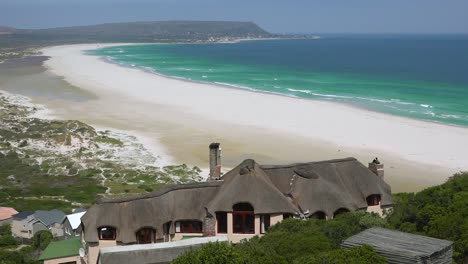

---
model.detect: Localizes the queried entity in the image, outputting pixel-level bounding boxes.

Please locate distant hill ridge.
[0,26,15,35]
[0,21,274,47]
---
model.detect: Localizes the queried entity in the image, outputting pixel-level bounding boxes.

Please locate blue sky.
[1,0,467,33]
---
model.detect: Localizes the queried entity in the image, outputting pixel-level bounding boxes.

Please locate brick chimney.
[208,143,221,180]
[203,217,216,237]
[368,157,384,178]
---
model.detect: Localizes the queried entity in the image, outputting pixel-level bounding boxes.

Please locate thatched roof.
[207,159,299,214]
[82,157,392,244]
[82,182,222,243]
[261,158,392,217]
[341,227,453,264]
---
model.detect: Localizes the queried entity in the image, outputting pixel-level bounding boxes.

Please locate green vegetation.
[1,91,467,262]
[0,151,105,213]
[0,226,53,264]
[96,136,123,146]
[297,245,386,264]
[387,172,468,263]
[0,21,275,61]
[0,225,18,248]
[1,21,271,47]
[173,212,387,264]
[30,231,53,251]
[0,92,202,212]
[173,172,468,264]
[172,242,241,264]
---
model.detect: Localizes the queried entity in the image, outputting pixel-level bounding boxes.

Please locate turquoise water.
[90,36,468,126]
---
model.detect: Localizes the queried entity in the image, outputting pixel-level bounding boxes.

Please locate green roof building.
[38,237,82,264]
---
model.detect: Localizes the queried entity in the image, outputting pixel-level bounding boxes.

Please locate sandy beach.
[6,43,461,192]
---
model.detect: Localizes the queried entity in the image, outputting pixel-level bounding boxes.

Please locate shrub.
[172,242,241,264]
[295,245,386,264]
[31,231,53,251]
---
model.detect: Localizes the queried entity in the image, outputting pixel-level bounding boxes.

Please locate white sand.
[40,44,468,190]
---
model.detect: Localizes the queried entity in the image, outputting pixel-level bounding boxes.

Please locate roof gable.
[82,182,221,243]
[261,157,392,217]
[34,209,66,226]
[208,159,299,214]
[66,211,86,230]
[12,211,34,220]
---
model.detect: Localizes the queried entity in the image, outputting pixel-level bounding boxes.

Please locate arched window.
[98,226,116,240]
[136,228,156,244]
[233,203,255,234]
[309,211,326,220]
[333,208,349,218]
[175,220,203,233]
[366,194,381,206]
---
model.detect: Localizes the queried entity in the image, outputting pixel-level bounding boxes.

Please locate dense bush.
[0,250,39,264]
[294,245,386,264]
[172,212,387,264]
[0,225,18,248]
[319,211,388,247]
[236,237,285,264]
[173,171,468,264]
[257,218,333,261]
[30,231,53,251]
[172,242,241,264]
[387,172,468,263]
[0,225,38,264]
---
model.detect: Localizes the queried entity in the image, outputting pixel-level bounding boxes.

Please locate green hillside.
[0,21,273,48]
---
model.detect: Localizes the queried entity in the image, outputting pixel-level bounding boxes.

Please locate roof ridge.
[260,157,357,169]
[98,181,222,204]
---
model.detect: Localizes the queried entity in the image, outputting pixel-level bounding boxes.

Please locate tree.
[171,212,390,264]
[236,237,287,264]
[0,225,18,248]
[387,172,468,264]
[0,225,12,237]
[30,231,53,251]
[0,248,39,264]
[257,218,333,260]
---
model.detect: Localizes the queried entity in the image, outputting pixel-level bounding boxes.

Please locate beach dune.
[40,44,468,192]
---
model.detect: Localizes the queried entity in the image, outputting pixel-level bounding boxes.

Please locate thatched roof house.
[83,181,222,244]
[80,147,392,264]
[262,158,392,217]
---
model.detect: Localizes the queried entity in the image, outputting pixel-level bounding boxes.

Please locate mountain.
[0,21,274,48]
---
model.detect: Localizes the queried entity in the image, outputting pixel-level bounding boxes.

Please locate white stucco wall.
[43,255,83,264]
[88,240,117,264]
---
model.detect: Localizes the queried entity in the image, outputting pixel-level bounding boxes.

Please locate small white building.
[63,211,86,239]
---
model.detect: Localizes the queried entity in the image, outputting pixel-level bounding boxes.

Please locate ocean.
[89,35,468,127]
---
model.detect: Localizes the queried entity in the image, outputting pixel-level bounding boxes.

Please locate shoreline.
[26,43,468,192]
[94,44,468,131]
